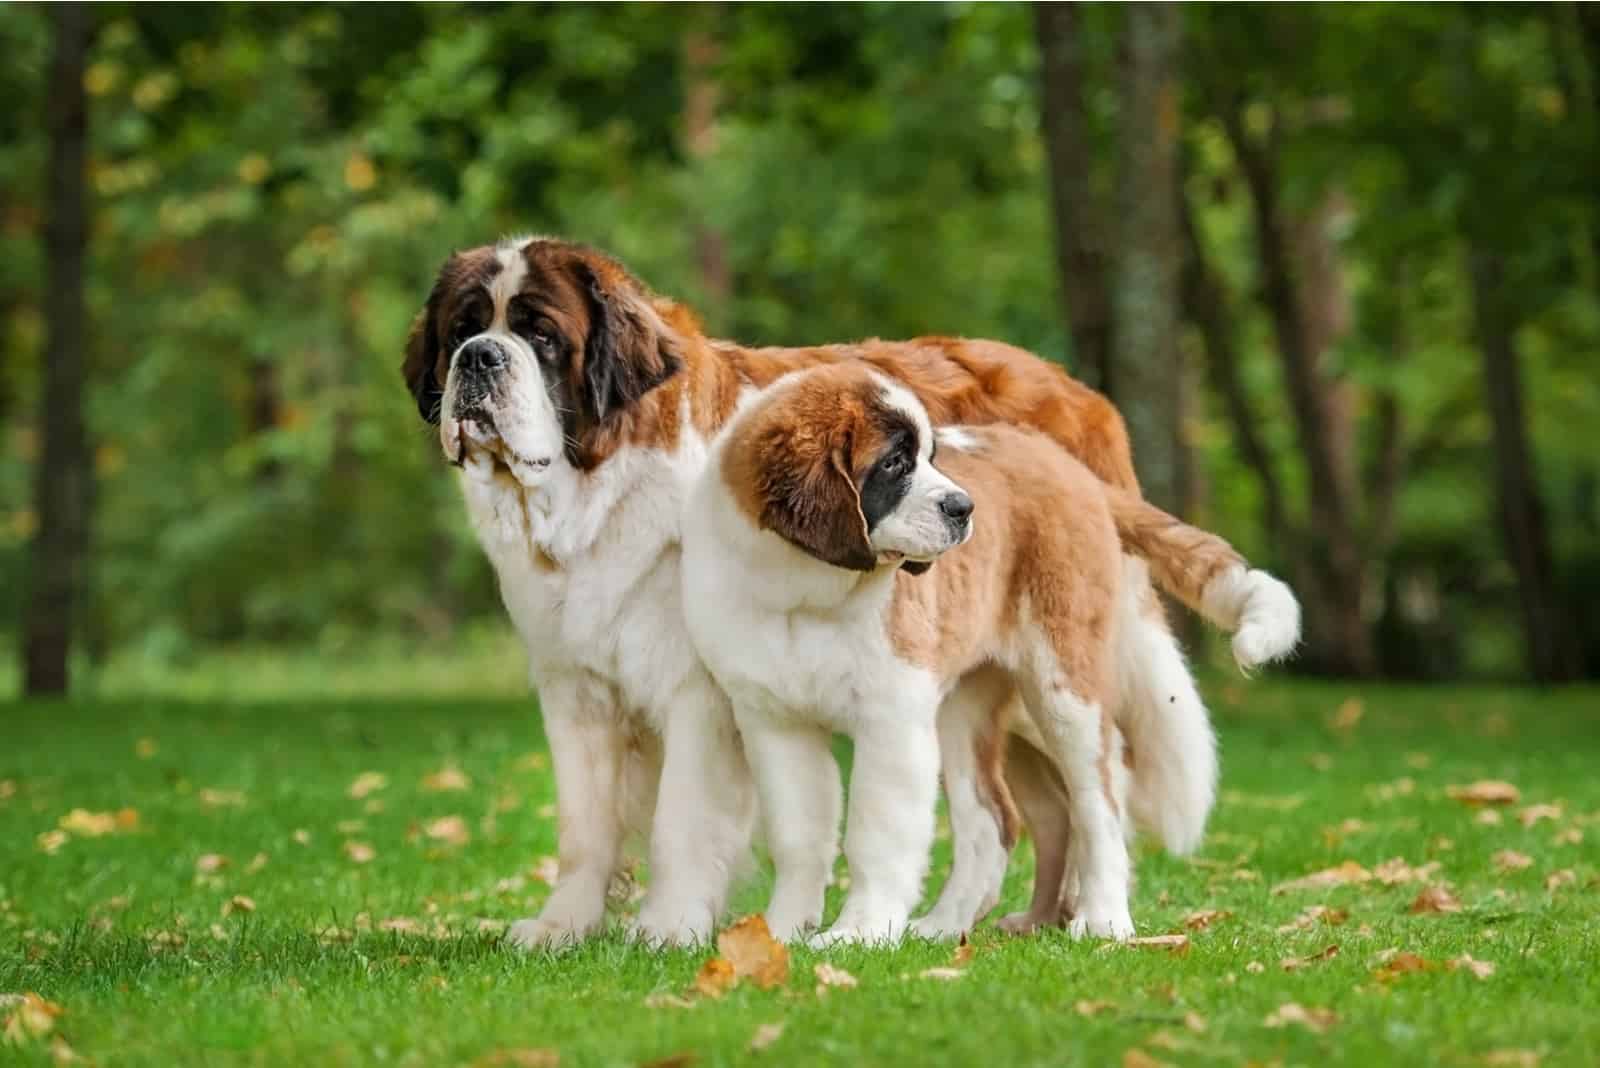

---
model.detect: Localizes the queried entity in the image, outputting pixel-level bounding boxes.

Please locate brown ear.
[401,282,445,424]
[578,263,682,426]
[762,441,876,572]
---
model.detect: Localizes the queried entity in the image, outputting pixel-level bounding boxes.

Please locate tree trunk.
[1034,2,1114,392]
[22,2,92,696]
[1111,2,1184,513]
[1468,246,1580,683]
[683,19,731,316]
[1222,103,1374,675]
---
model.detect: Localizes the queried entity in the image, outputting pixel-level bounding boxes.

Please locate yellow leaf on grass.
[422,766,472,793]
[344,842,376,864]
[1374,950,1432,982]
[1075,999,1116,1016]
[59,808,136,837]
[1493,850,1533,873]
[199,788,246,808]
[1329,698,1364,732]
[1374,857,1442,886]
[424,816,471,847]
[1545,869,1576,892]
[1272,861,1371,895]
[717,915,789,989]
[1124,934,1190,953]
[1181,909,1231,931]
[1482,1050,1541,1067]
[643,992,696,1010]
[1448,781,1521,806]
[222,895,255,916]
[473,1050,560,1068]
[1263,1002,1337,1033]
[1553,827,1583,846]
[1277,905,1349,932]
[748,1022,785,1052]
[1,992,63,1045]
[347,772,388,800]
[813,962,858,994]
[1518,804,1562,828]
[951,933,975,965]
[36,831,68,855]
[245,852,269,874]
[1183,1011,1208,1034]
[1123,1050,1172,1068]
[1448,954,1496,980]
[918,967,964,981]
[1410,885,1462,914]
[693,957,736,999]
[1281,944,1340,971]
[196,853,229,874]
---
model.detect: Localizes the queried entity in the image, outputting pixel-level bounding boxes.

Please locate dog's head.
[721,364,975,573]
[401,236,683,475]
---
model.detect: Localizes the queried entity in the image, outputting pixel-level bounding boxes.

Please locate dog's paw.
[1066,902,1134,941]
[996,910,1060,936]
[506,915,591,952]
[908,912,968,941]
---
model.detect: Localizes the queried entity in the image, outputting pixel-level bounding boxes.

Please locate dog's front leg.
[507,672,627,950]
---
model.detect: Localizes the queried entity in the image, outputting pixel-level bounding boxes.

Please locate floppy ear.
[401,284,444,425]
[762,439,876,572]
[580,264,682,426]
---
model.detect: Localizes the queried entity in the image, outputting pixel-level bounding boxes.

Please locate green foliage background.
[2,4,1597,682]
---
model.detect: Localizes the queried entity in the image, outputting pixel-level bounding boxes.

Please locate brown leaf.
[1492,850,1533,873]
[1123,1050,1172,1068]
[1374,950,1433,982]
[1553,827,1583,846]
[1272,861,1371,895]
[134,738,158,759]
[379,917,423,934]
[1367,777,1416,802]
[347,772,388,800]
[1448,781,1521,806]
[59,808,136,837]
[35,831,68,855]
[951,933,975,966]
[1075,999,1116,1017]
[1374,857,1442,886]
[422,766,472,793]
[424,816,471,847]
[693,958,736,999]
[747,1023,784,1052]
[1181,909,1231,931]
[1245,961,1265,974]
[474,1050,560,1068]
[1,992,63,1044]
[1280,944,1340,971]
[199,788,246,808]
[343,841,376,864]
[917,967,964,981]
[245,852,269,875]
[1277,905,1349,932]
[1329,697,1364,732]
[195,853,229,874]
[813,962,858,994]
[1482,1051,1540,1067]
[1544,869,1576,892]
[1448,954,1496,980]
[1409,885,1462,915]
[715,915,789,989]
[292,829,312,846]
[222,895,255,916]
[1476,809,1504,826]
[643,992,696,1010]
[1124,934,1190,953]
[1263,1003,1337,1034]
[639,1056,696,1068]
[1183,1011,1208,1034]
[1517,803,1562,828]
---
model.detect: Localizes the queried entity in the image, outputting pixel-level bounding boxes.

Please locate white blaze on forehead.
[869,373,933,457]
[935,427,981,453]
[487,242,531,326]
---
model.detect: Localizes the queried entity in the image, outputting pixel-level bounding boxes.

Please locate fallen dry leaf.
[1493,850,1533,873]
[1182,1012,1208,1034]
[196,853,229,874]
[1277,905,1350,932]
[35,831,68,855]
[1,992,63,1045]
[1476,809,1504,826]
[1482,1050,1541,1067]
[1448,954,1496,980]
[1124,934,1190,953]
[135,738,158,759]
[1181,909,1231,931]
[918,967,964,981]
[222,895,255,916]
[951,934,975,966]
[343,842,376,864]
[748,1022,785,1052]
[424,816,471,847]
[422,766,472,793]
[1329,697,1364,732]
[292,829,312,846]
[379,917,423,934]
[198,788,245,808]
[1263,1003,1337,1034]
[1448,781,1521,806]
[336,819,366,835]
[1075,999,1116,1016]
[1518,803,1562,828]
[716,915,789,989]
[1245,961,1265,974]
[813,962,858,994]
[1272,861,1371,895]
[1553,827,1583,846]
[1374,857,1442,886]
[1367,776,1416,802]
[473,1050,560,1068]
[1544,869,1577,892]
[693,957,736,999]
[1122,1050,1172,1068]
[347,772,388,800]
[643,992,696,1010]
[1410,885,1462,915]
[1281,944,1340,971]
[1374,950,1432,982]
[639,1056,696,1068]
[245,852,269,875]
[59,808,137,837]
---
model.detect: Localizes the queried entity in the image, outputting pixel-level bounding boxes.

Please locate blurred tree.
[21,2,92,695]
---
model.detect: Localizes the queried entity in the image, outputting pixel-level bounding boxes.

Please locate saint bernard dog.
[400,235,1299,947]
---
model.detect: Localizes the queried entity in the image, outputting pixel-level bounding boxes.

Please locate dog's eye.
[882,453,911,478]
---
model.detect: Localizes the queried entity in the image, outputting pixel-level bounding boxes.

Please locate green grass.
[3,678,1598,1066]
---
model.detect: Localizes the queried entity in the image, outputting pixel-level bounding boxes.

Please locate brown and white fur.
[400,235,1299,947]
[685,363,1142,942]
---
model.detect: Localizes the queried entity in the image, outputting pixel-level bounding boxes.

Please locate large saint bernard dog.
[401,236,1299,947]
[683,364,1142,942]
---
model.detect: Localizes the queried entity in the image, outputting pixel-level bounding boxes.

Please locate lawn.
[3,676,1597,1067]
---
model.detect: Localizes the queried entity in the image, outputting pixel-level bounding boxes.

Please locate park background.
[5,3,1600,695]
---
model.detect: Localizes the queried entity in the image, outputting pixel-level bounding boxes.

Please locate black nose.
[456,338,507,376]
[939,492,974,522]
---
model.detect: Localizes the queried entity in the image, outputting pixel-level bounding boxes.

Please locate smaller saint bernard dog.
[402,236,1300,947]
[682,363,1290,942]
